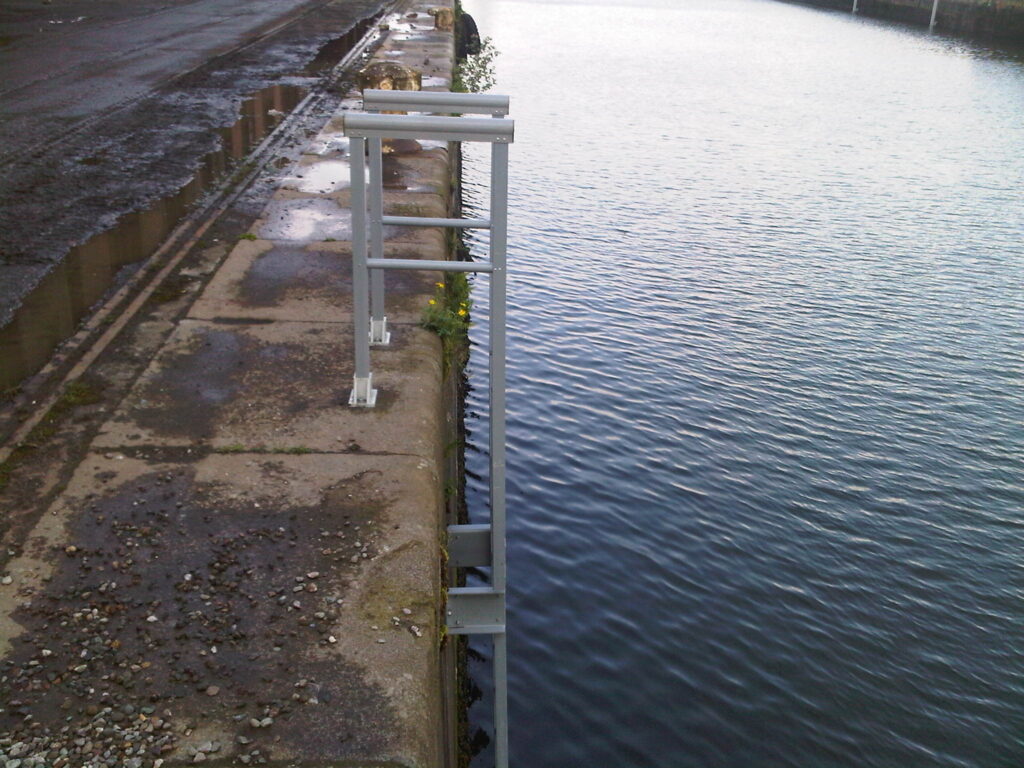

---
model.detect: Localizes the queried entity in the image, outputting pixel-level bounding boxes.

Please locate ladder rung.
[365,258,493,272]
[446,587,505,635]
[381,215,490,229]
[448,524,491,567]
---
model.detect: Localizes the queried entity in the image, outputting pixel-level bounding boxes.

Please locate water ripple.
[461,0,1024,765]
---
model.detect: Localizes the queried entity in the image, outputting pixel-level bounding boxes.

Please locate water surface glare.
[459,0,1024,766]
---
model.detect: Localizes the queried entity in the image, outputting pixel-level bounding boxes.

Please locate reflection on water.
[460,0,1024,766]
[0,83,306,393]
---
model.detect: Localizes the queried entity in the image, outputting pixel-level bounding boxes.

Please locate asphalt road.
[0,0,383,326]
[1,0,347,163]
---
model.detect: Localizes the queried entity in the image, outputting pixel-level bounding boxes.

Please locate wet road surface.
[1,0,346,162]
[0,0,384,344]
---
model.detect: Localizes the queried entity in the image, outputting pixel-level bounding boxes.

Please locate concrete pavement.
[0,2,460,765]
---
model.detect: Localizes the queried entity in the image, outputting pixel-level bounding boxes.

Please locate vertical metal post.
[929,0,939,29]
[349,137,377,407]
[489,139,510,768]
[368,136,390,345]
[493,632,509,768]
[489,140,508,595]
[852,0,859,14]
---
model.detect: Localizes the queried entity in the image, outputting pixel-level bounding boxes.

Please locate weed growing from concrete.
[421,275,472,357]
[453,37,498,93]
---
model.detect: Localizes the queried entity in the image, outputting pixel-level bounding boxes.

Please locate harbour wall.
[791,0,1024,39]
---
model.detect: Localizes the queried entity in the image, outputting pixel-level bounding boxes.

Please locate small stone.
[205,685,220,696]
[328,636,337,644]
[146,615,158,623]
[401,608,412,615]
[377,638,386,644]
[193,753,206,763]
[1,575,12,585]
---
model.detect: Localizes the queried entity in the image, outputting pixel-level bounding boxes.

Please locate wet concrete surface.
[1,2,459,763]
[0,451,439,766]
[190,239,441,323]
[0,0,386,368]
[93,319,446,457]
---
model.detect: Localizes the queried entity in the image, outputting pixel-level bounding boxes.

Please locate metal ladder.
[343,90,514,768]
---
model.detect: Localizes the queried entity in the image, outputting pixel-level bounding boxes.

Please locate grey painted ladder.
[343,90,514,768]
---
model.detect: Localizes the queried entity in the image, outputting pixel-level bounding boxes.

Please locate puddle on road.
[282,160,356,195]
[0,83,307,393]
[304,13,380,75]
[257,198,354,242]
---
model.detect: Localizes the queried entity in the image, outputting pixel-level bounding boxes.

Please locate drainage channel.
[0,8,386,450]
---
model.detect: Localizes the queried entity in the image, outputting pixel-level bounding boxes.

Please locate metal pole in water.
[493,633,509,768]
[489,138,510,768]
[852,0,858,15]
[930,0,939,29]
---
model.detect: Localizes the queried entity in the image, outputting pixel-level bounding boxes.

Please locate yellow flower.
[428,299,436,305]
[435,282,445,288]
[458,309,467,316]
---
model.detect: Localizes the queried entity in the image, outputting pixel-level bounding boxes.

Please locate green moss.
[0,380,102,491]
[148,277,189,304]
[238,233,258,241]
[211,444,312,455]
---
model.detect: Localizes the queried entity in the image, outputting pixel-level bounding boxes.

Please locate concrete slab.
[189,240,447,324]
[92,320,445,459]
[281,157,355,195]
[0,451,442,767]
[255,197,354,242]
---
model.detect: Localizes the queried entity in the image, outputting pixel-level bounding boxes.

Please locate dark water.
[458,0,1024,766]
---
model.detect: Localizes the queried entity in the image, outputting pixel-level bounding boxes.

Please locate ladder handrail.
[362,88,510,115]
[342,112,513,142]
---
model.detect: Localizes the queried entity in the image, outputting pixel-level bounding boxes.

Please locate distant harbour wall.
[792,0,1024,39]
